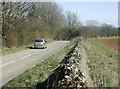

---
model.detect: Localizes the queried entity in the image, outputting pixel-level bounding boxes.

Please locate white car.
[34,38,47,49]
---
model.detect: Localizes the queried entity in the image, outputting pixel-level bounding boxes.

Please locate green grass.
[86,39,118,87]
[1,40,54,56]
[1,45,30,56]
[2,39,74,88]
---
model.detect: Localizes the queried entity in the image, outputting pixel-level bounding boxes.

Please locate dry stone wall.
[55,43,88,89]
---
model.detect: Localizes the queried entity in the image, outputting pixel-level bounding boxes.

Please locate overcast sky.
[58,2,118,27]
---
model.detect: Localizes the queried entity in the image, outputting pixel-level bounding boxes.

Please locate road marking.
[0,60,15,68]
[0,54,32,68]
[20,55,31,60]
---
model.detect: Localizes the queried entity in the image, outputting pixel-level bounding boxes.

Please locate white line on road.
[20,55,31,60]
[0,54,32,68]
[0,60,15,68]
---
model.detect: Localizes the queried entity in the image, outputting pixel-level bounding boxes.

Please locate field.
[97,38,119,52]
[86,38,118,87]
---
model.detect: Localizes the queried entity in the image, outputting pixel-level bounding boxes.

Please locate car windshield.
[35,39,43,42]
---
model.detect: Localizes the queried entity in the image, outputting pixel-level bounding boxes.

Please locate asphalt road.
[0,41,69,87]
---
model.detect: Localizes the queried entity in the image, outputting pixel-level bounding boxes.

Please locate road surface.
[0,41,69,87]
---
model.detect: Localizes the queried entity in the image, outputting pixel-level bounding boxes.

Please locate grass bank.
[86,39,118,87]
[1,40,54,56]
[2,39,76,88]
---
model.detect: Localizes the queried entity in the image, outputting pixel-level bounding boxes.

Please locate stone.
[77,84,82,89]
[66,67,71,71]
[57,45,88,89]
[65,75,71,78]
[82,77,86,83]
[82,73,85,77]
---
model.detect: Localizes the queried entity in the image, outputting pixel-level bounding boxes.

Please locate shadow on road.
[26,46,34,49]
[26,47,45,49]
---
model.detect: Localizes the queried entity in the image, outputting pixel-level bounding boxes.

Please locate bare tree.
[86,20,100,26]
[1,1,33,47]
[100,23,116,37]
[66,11,80,27]
[35,2,65,27]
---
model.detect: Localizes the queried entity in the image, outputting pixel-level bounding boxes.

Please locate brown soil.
[97,39,119,52]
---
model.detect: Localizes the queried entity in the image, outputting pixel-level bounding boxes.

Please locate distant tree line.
[1,1,118,48]
[82,20,118,38]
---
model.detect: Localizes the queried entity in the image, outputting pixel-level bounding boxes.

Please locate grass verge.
[2,39,76,88]
[86,39,118,87]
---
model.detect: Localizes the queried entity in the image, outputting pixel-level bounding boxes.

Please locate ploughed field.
[97,38,119,51]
